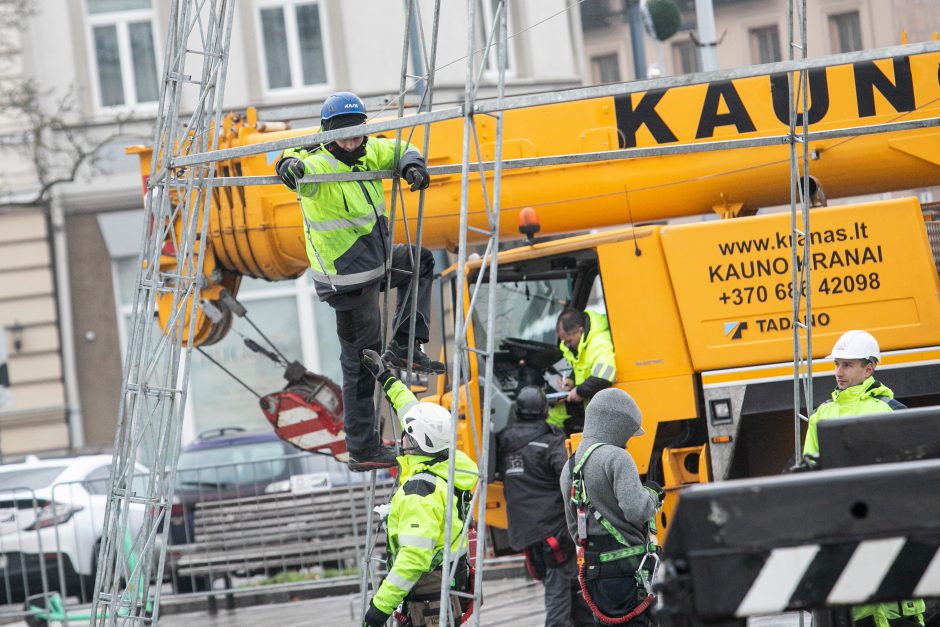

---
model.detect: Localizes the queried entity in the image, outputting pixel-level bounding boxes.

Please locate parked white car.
[0,455,148,604]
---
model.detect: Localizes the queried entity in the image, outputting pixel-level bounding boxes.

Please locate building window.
[475,0,514,76]
[672,38,700,74]
[87,0,159,109]
[257,1,328,91]
[829,11,863,53]
[591,54,621,84]
[580,0,614,31]
[749,25,781,64]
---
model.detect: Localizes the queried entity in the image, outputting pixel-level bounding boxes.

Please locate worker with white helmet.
[804,330,925,627]
[359,349,478,627]
[802,330,905,456]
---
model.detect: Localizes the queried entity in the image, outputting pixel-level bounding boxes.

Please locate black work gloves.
[362,349,394,387]
[362,600,391,627]
[402,163,430,192]
[275,156,306,190]
[643,480,665,506]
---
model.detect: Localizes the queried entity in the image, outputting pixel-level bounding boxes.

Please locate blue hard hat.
[320,92,367,130]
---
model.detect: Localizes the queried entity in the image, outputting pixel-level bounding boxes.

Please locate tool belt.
[581,534,657,583]
[404,556,470,627]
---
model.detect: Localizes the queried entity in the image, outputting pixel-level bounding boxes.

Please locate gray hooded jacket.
[559,388,657,547]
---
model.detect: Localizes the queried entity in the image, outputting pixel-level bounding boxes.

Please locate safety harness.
[390,459,476,627]
[569,443,660,625]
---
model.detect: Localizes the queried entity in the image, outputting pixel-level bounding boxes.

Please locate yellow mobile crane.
[131,48,940,535]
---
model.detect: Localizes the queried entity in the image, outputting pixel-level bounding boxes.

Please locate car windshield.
[0,467,68,492]
[177,441,288,489]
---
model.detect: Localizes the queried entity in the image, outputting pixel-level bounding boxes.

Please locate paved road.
[155,577,547,627]
[1,579,810,626]
[0,577,547,626]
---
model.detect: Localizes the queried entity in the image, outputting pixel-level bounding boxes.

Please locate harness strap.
[598,544,647,563]
[545,535,567,565]
[571,443,660,624]
[571,443,632,548]
[578,555,655,625]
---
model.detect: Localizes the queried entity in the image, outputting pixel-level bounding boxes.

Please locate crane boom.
[130,49,940,345]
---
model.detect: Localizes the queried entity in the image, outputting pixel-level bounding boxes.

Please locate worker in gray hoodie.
[559,387,664,626]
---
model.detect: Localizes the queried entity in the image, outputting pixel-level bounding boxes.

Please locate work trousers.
[326,244,435,453]
[543,556,594,627]
[528,537,593,627]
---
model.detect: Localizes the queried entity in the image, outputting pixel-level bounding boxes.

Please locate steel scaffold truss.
[93,1,235,624]
[787,0,815,477]
[94,0,940,623]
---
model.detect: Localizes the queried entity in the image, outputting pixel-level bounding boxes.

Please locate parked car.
[0,455,149,604]
[168,428,388,592]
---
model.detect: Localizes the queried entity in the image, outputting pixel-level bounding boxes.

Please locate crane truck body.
[131,47,940,534]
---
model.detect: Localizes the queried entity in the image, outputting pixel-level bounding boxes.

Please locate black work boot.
[348,443,398,472]
[383,338,446,374]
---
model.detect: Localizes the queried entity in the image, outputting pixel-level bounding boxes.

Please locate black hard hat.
[515,385,548,419]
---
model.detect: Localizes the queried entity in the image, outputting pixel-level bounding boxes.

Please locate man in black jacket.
[497,386,592,627]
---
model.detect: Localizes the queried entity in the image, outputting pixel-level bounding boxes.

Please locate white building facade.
[0,0,584,454]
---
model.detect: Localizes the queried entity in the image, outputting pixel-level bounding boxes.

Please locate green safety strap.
[572,443,632,548]
[598,543,648,562]
[573,443,660,560]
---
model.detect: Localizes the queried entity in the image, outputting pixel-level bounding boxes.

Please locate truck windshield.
[470,278,570,351]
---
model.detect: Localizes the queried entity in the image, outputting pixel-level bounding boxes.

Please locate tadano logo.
[723,321,748,340]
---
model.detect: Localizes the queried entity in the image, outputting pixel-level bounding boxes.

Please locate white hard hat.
[402,402,453,454]
[826,330,880,363]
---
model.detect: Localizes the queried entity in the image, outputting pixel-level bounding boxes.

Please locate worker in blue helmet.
[275,91,443,472]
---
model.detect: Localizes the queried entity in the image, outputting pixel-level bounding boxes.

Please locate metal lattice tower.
[439,1,508,623]
[787,0,815,471]
[92,1,236,623]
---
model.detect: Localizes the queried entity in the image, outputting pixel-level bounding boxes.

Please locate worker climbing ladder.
[353,2,512,625]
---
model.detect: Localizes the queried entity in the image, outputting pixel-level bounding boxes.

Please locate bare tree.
[0,0,138,207]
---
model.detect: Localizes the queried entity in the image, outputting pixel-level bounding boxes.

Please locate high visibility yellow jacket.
[371,378,479,615]
[802,376,923,626]
[803,376,904,456]
[281,138,425,299]
[547,310,616,427]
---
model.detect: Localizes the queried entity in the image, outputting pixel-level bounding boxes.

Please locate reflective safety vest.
[371,378,479,615]
[282,138,423,297]
[803,376,903,456]
[548,310,616,427]
[558,311,616,386]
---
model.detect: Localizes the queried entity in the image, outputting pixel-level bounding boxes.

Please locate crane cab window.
[460,250,608,432]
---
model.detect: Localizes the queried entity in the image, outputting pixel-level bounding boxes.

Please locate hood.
[579,387,644,449]
[399,448,478,492]
[832,376,894,403]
